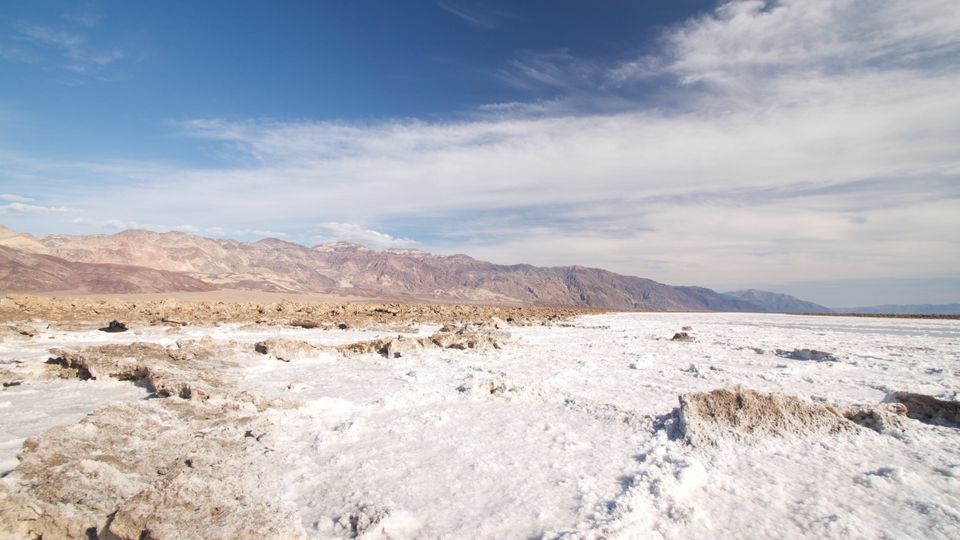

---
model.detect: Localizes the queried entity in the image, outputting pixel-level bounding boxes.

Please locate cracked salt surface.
[2,312,959,538]
[0,323,430,475]
[241,313,960,538]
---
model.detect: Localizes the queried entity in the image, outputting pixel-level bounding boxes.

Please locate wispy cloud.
[4,16,128,75]
[70,217,287,240]
[495,51,604,92]
[0,203,72,215]
[2,0,959,291]
[61,12,103,28]
[0,194,35,203]
[437,1,515,29]
[0,44,34,64]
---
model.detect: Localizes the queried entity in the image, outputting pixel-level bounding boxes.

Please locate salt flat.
[1,312,958,538]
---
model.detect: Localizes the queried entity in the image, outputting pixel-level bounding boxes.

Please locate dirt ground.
[0,293,607,329]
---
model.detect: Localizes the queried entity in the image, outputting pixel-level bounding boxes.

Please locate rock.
[671,332,693,342]
[384,336,423,359]
[681,326,692,331]
[676,386,908,446]
[0,325,38,342]
[290,319,319,329]
[333,503,392,538]
[99,320,128,333]
[254,338,325,362]
[887,391,960,426]
[774,348,838,362]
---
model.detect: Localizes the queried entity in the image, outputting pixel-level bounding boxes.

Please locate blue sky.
[1,0,959,307]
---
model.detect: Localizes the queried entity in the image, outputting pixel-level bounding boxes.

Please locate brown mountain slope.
[0,246,216,294]
[0,226,759,310]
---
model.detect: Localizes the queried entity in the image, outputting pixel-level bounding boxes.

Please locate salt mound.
[48,342,287,410]
[338,321,508,358]
[677,386,907,446]
[255,338,325,362]
[887,391,960,426]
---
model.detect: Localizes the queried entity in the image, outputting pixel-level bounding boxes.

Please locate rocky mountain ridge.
[1,225,773,311]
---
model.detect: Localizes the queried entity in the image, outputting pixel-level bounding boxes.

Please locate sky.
[1,0,958,307]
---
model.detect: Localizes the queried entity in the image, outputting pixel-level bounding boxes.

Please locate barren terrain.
[1,298,958,539]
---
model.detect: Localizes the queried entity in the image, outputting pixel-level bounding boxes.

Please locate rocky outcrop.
[676,387,908,446]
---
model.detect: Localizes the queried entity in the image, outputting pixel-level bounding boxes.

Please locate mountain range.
[722,289,834,314]
[836,304,960,315]
[0,224,832,312]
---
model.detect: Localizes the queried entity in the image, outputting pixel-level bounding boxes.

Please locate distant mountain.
[838,304,960,315]
[0,245,215,294]
[722,289,833,313]
[0,224,765,311]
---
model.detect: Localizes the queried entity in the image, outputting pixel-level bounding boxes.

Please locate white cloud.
[250,229,287,238]
[657,0,960,89]
[312,223,416,250]
[0,203,71,215]
[0,194,34,202]
[4,0,960,289]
